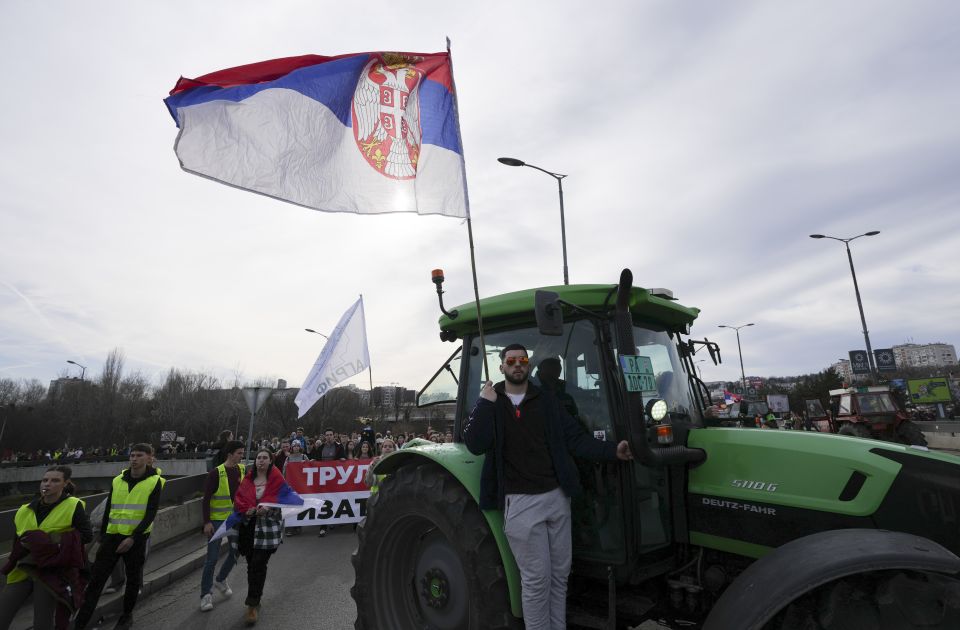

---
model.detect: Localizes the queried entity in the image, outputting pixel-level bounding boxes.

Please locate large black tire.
[895,420,928,446]
[351,461,519,630]
[770,570,960,629]
[838,423,873,439]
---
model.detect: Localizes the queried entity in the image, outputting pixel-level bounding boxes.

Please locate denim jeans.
[200,521,237,597]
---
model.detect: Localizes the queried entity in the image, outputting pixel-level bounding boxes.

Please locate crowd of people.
[0,444,162,630]
[0,423,453,628]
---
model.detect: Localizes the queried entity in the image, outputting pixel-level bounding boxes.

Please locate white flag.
[295,297,371,418]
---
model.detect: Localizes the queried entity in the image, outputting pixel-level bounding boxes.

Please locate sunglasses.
[503,356,530,366]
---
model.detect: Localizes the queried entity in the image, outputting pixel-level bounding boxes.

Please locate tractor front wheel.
[351,461,518,630]
[895,420,928,446]
[837,423,872,439]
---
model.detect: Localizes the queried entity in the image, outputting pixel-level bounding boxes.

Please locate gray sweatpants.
[503,487,571,630]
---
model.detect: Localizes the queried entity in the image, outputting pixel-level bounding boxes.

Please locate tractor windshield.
[626,324,701,424]
[858,393,897,414]
[464,320,618,440]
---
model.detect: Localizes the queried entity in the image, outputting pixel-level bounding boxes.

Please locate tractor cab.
[828,385,925,444]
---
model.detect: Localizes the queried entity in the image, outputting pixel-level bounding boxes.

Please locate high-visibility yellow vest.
[7,496,84,584]
[106,473,165,535]
[209,463,245,521]
[369,474,385,494]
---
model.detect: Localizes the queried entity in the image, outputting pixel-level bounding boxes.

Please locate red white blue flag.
[164,51,468,218]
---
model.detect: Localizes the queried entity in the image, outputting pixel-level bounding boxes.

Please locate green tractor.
[351,269,960,629]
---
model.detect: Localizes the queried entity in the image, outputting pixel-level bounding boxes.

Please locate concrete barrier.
[151,497,204,545]
[0,459,208,485]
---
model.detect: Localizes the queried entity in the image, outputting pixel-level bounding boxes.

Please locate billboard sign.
[766,394,790,413]
[848,350,871,374]
[874,348,897,372]
[907,378,952,404]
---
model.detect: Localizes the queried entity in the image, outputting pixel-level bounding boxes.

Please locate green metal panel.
[373,442,522,618]
[439,283,700,336]
[687,428,904,517]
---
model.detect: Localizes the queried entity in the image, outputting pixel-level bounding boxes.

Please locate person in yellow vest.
[0,465,91,630]
[199,441,245,612]
[73,444,164,630]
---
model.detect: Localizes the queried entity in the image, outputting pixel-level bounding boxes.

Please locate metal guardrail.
[0,453,211,469]
[0,472,207,544]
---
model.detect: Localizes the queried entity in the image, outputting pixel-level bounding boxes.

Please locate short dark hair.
[130,443,154,456]
[500,344,528,360]
[324,427,335,435]
[224,440,245,454]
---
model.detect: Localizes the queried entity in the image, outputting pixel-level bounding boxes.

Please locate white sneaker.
[200,593,214,612]
[214,579,233,597]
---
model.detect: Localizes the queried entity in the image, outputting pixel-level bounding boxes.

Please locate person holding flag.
[226,449,303,626]
[199,441,245,612]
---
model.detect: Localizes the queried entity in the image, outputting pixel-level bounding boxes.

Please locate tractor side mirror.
[535,290,564,336]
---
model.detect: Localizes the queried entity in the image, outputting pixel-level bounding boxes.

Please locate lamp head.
[809,234,825,239]
[497,157,525,167]
[864,230,880,236]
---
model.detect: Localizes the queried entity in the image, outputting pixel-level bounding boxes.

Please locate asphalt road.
[107,525,357,629]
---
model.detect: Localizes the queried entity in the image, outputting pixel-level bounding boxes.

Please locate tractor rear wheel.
[838,423,872,439]
[895,420,928,446]
[351,461,518,630]
[770,570,960,629]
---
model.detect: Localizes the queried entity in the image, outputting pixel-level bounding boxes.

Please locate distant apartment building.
[892,343,958,369]
[831,359,853,382]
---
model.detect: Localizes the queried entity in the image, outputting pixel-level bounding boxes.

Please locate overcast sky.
[1,0,958,394]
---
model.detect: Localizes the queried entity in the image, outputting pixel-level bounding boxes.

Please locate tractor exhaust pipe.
[615,269,705,467]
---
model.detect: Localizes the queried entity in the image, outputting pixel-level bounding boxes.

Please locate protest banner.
[282,459,373,526]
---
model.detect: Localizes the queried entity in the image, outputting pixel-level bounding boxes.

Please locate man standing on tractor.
[464,344,633,630]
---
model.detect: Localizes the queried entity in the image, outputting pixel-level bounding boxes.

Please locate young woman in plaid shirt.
[234,449,286,625]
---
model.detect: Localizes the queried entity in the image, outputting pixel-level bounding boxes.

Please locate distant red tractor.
[806,386,927,446]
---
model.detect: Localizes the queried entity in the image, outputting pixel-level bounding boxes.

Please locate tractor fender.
[703,528,960,630]
[373,444,523,618]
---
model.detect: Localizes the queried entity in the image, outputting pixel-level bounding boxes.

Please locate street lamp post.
[718,323,755,398]
[810,231,880,377]
[66,360,87,381]
[304,328,329,340]
[695,359,706,380]
[498,157,569,285]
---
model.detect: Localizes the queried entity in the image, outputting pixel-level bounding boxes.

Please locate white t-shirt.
[506,392,525,407]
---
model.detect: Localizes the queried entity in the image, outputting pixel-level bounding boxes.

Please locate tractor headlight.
[646,398,668,422]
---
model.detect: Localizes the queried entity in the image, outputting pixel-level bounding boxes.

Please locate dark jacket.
[3,529,88,614]
[463,382,618,510]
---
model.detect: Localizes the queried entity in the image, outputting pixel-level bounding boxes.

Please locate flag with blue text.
[164,51,467,218]
[295,297,370,418]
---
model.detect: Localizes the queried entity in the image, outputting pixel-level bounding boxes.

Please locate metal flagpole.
[447,37,489,381]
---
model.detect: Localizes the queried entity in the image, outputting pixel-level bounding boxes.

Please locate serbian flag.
[164,51,468,218]
[724,390,741,404]
[210,466,308,542]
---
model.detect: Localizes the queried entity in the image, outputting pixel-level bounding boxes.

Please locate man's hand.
[480,381,496,402]
[616,440,633,461]
[203,522,214,538]
[256,505,267,516]
[116,537,134,554]
[245,508,256,517]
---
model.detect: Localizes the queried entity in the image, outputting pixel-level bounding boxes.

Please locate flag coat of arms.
[164,51,467,217]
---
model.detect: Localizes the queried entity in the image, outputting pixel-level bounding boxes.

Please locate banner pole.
[447,37,489,382]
